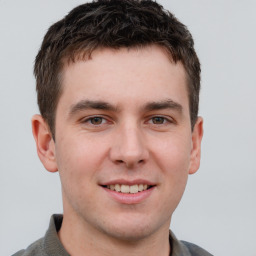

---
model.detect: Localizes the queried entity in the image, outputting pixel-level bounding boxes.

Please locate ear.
[31,114,58,173]
[189,117,204,175]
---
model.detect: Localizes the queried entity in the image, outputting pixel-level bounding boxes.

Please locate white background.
[0,1,255,255]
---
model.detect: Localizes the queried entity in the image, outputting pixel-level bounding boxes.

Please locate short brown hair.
[34,0,201,138]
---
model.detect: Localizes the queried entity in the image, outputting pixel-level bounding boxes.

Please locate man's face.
[48,46,202,240]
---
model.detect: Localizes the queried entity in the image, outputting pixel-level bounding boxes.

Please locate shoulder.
[170,231,213,256]
[180,240,213,256]
[12,214,69,256]
[11,238,46,256]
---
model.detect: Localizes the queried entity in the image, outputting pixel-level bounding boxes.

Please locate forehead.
[59,45,189,112]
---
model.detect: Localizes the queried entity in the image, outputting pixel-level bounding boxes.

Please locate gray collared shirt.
[13,214,213,256]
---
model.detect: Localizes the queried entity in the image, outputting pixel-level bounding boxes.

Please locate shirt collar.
[169,231,192,256]
[43,214,70,256]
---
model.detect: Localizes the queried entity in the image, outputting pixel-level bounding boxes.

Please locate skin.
[32,45,203,256]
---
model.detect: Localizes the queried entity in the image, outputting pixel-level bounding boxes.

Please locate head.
[34,0,200,139]
[32,0,203,249]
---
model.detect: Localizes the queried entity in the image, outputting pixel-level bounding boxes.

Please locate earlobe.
[31,114,58,173]
[189,117,204,175]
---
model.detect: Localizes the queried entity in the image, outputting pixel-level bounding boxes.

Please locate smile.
[101,181,156,204]
[105,184,152,193]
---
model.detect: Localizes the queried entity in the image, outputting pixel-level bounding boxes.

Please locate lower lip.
[102,186,155,204]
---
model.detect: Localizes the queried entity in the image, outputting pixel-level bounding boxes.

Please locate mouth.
[100,181,156,204]
[101,184,155,194]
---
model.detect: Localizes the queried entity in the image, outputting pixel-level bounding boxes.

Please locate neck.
[58,213,171,256]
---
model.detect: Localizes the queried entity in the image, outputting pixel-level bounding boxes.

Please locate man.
[13,0,212,255]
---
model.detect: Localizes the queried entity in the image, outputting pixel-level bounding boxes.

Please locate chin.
[98,214,166,242]
[104,225,153,242]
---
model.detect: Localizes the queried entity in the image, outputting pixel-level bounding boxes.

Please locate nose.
[109,124,149,168]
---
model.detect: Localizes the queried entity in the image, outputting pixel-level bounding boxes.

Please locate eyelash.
[81,115,174,127]
[147,115,176,128]
[147,116,173,125]
[81,116,109,126]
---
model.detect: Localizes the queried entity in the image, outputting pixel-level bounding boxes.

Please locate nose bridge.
[110,119,148,167]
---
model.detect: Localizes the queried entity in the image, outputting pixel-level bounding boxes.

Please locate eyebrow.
[142,99,183,113]
[69,98,183,117]
[69,100,117,117]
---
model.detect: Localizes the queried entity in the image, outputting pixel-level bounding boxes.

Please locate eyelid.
[79,114,175,126]
[146,115,176,125]
[80,115,112,125]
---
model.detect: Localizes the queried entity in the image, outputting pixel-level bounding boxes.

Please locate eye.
[148,116,173,125]
[81,116,108,126]
[89,117,104,125]
[151,116,166,124]
[145,115,176,128]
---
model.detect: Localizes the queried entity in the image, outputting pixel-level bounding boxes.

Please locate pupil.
[153,117,164,124]
[91,117,102,125]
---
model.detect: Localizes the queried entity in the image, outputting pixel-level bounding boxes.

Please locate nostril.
[115,159,144,166]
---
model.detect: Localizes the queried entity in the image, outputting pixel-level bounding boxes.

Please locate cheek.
[55,138,102,212]
[55,132,113,198]
[148,135,191,221]
[57,132,106,168]
[153,133,192,174]
[152,133,191,201]
[55,137,99,188]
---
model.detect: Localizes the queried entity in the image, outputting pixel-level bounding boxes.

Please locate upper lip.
[100,179,156,186]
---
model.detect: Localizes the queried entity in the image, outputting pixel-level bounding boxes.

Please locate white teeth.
[130,185,138,194]
[106,184,150,193]
[138,184,144,192]
[115,184,121,192]
[121,185,130,193]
